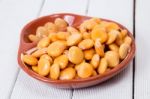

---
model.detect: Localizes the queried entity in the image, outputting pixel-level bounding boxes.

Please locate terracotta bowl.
[18,13,135,88]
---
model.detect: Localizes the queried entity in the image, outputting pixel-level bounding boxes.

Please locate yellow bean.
[94,39,105,57]
[98,58,108,74]
[78,39,94,50]
[106,22,120,32]
[82,32,91,39]
[68,46,84,64]
[105,51,119,67]
[115,32,123,46]
[108,43,119,52]
[121,29,127,38]
[119,43,130,59]
[99,21,110,28]
[54,55,69,69]
[67,33,82,46]
[23,55,38,66]
[44,22,58,33]
[57,32,70,40]
[54,18,68,31]
[31,48,47,58]
[91,26,108,43]
[47,41,67,57]
[84,48,95,60]
[37,37,50,49]
[92,70,98,76]
[90,17,101,24]
[67,26,79,34]
[124,36,132,45]
[77,62,93,78]
[90,54,100,69]
[38,58,50,76]
[59,67,76,80]
[81,19,98,30]
[49,64,60,80]
[107,30,119,44]
[32,66,38,73]
[48,33,58,42]
[36,26,48,38]
[40,54,53,64]
[28,34,39,42]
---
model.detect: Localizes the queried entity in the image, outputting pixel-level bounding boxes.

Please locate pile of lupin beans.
[22,17,132,80]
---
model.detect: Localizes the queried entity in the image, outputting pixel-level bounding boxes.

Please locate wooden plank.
[40,0,88,16]
[135,0,150,99]
[0,0,42,99]
[73,0,134,99]
[11,70,72,99]
[11,0,88,99]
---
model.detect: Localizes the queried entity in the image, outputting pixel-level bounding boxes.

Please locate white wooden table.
[0,0,149,99]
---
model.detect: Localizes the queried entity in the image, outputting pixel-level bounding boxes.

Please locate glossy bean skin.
[38,58,50,76]
[94,39,104,57]
[28,34,39,42]
[105,51,119,68]
[119,43,130,59]
[59,67,76,80]
[91,25,108,43]
[67,26,79,34]
[98,58,108,74]
[77,62,93,78]
[90,54,100,69]
[54,55,69,69]
[106,30,118,44]
[40,54,53,64]
[124,36,132,45]
[31,48,47,58]
[44,22,58,33]
[78,39,94,50]
[23,55,38,66]
[54,18,68,31]
[68,46,84,64]
[48,33,58,42]
[67,33,82,46]
[108,43,119,52]
[47,41,67,57]
[37,37,50,49]
[84,48,95,60]
[49,64,60,80]
[32,66,38,73]
[36,26,48,38]
[106,22,120,32]
[57,32,70,40]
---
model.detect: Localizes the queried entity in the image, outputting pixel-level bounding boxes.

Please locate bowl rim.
[18,13,136,84]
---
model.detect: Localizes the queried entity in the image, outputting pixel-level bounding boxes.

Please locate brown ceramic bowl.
[18,13,135,88]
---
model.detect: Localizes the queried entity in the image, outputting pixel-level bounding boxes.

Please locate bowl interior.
[18,13,135,87]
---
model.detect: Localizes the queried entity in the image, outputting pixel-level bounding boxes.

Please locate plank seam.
[71,0,90,99]
[8,68,20,99]
[85,0,90,15]
[132,0,136,99]
[9,0,46,98]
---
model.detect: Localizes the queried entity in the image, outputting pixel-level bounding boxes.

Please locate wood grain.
[135,0,150,99]
[0,0,42,98]
[73,0,134,99]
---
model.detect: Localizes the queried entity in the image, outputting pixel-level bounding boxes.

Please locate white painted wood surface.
[11,0,88,99]
[73,0,133,99]
[135,0,150,99]
[1,0,150,99]
[0,0,42,99]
